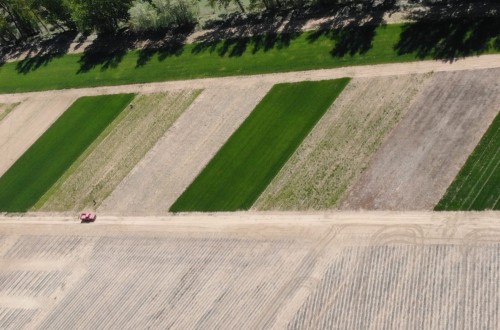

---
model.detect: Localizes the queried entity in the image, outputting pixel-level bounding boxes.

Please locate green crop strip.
[1,19,499,94]
[170,79,350,212]
[435,113,500,211]
[0,94,135,212]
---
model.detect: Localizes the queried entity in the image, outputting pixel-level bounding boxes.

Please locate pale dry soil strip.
[0,55,499,102]
[341,68,500,210]
[36,91,200,212]
[0,212,500,329]
[254,74,432,211]
[0,102,19,122]
[99,84,272,215]
[0,95,77,177]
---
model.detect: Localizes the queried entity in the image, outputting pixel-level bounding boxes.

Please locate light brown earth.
[99,84,272,215]
[341,68,500,210]
[0,95,77,178]
[35,91,200,212]
[254,73,432,211]
[0,211,500,329]
[0,103,19,123]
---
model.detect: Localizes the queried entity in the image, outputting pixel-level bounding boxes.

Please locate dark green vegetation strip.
[0,94,135,212]
[170,79,350,212]
[435,113,500,211]
[2,18,499,94]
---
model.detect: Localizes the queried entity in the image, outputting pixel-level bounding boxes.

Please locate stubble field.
[0,212,499,329]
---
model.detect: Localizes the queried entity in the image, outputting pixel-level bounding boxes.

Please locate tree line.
[0,0,398,45]
[3,0,486,46]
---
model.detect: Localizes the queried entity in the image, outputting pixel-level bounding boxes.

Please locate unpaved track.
[99,85,272,215]
[0,55,499,101]
[254,74,432,210]
[341,69,500,210]
[0,95,77,177]
[0,211,500,329]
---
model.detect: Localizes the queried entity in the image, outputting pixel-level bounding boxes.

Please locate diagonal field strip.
[435,113,500,211]
[170,79,350,212]
[0,94,135,212]
[340,69,500,210]
[99,85,272,215]
[254,74,432,210]
[0,95,78,178]
[35,91,200,212]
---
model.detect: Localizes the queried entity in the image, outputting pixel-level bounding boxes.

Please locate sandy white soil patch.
[36,91,200,212]
[0,95,77,178]
[0,212,500,329]
[0,102,19,123]
[254,74,432,210]
[99,84,272,215]
[341,68,500,210]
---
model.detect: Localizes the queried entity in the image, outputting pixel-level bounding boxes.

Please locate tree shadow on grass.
[9,31,79,74]
[306,2,392,57]
[135,28,192,68]
[394,2,500,61]
[191,9,308,57]
[77,30,137,73]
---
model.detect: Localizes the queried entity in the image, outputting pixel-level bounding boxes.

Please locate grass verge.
[0,94,135,212]
[2,21,499,94]
[170,79,350,212]
[435,113,500,211]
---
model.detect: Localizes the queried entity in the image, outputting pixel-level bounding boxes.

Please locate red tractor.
[80,212,96,222]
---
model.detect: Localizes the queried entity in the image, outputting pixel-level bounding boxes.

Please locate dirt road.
[1,211,500,329]
[1,54,499,101]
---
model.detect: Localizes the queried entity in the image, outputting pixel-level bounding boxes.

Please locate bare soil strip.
[99,85,272,215]
[341,69,500,210]
[0,212,499,329]
[254,74,432,210]
[35,91,200,212]
[0,95,77,178]
[0,55,499,102]
[0,102,19,123]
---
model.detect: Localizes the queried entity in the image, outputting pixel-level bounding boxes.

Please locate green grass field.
[2,21,498,94]
[170,79,349,212]
[435,113,500,211]
[0,94,135,212]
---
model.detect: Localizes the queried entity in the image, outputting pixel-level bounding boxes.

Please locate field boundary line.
[1,55,500,101]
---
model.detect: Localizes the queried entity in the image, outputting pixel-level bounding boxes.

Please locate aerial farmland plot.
[99,84,272,215]
[170,79,350,212]
[254,73,432,211]
[435,112,500,211]
[1,212,500,329]
[0,95,78,178]
[35,91,200,212]
[0,94,135,212]
[341,68,500,210]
